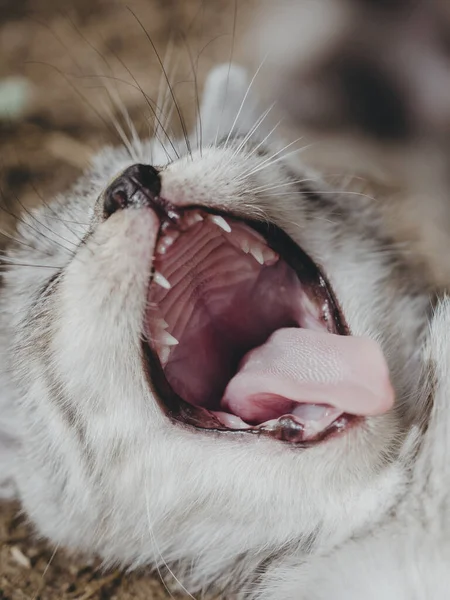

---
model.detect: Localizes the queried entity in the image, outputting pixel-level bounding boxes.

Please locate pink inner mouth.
[145,210,394,443]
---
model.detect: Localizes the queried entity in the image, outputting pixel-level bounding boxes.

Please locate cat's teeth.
[249,246,265,265]
[183,212,204,229]
[156,232,179,255]
[154,318,169,330]
[210,215,231,233]
[153,271,171,290]
[160,331,179,346]
[240,239,250,253]
[238,237,277,265]
[188,213,204,225]
[159,346,171,366]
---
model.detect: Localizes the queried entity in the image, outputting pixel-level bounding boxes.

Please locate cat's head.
[1,64,431,594]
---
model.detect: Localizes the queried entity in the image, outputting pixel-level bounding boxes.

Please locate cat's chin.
[141,204,364,446]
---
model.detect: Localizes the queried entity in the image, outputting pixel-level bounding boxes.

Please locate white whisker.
[227,103,276,161]
[250,178,316,194]
[31,544,59,600]
[238,139,307,181]
[223,54,268,149]
[244,119,283,161]
[214,0,238,148]
[99,95,139,161]
[144,468,197,600]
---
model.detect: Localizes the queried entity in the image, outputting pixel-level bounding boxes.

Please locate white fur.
[0,64,447,598]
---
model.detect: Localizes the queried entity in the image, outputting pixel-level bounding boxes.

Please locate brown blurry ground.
[0,1,252,598]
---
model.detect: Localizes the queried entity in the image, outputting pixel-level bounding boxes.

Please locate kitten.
[1,63,448,598]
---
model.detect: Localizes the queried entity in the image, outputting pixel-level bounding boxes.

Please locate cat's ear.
[195,63,269,147]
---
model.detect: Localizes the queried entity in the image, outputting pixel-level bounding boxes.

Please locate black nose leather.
[103,164,161,218]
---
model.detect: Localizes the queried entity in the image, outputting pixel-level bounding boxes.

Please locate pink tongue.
[222,328,394,423]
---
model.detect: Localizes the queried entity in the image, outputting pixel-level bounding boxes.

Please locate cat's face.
[1,65,431,593]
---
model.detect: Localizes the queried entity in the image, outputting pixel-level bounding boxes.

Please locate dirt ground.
[0,1,253,597]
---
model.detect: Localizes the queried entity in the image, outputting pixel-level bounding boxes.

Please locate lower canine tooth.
[210,215,231,232]
[154,271,171,290]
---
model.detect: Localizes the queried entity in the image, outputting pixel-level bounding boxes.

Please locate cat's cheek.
[47,207,164,422]
[61,207,158,334]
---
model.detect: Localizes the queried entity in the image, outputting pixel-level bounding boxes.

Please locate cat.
[1,62,449,599]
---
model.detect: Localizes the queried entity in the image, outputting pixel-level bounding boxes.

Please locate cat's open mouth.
[142,205,384,445]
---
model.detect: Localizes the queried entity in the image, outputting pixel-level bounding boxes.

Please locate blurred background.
[0,0,253,251]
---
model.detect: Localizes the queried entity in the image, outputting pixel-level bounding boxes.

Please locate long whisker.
[8,191,80,250]
[178,31,202,154]
[227,103,276,161]
[100,93,140,161]
[30,544,60,600]
[214,0,238,148]
[25,61,131,154]
[28,182,92,243]
[0,226,48,253]
[0,258,62,270]
[185,0,207,35]
[127,7,192,157]
[153,42,183,160]
[194,33,230,69]
[28,14,85,74]
[27,14,140,161]
[244,146,314,181]
[0,187,78,255]
[144,468,198,600]
[0,147,86,248]
[224,54,268,149]
[109,50,180,161]
[62,12,145,158]
[245,119,283,160]
[238,138,306,181]
[73,71,178,161]
[153,39,178,157]
[250,178,317,194]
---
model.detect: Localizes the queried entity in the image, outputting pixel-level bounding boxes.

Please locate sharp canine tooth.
[210,215,231,232]
[160,331,179,346]
[157,231,179,255]
[154,271,171,289]
[155,318,169,330]
[241,239,250,253]
[159,347,170,366]
[250,246,264,265]
[192,213,204,223]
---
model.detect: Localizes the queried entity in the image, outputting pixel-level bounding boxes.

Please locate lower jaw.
[174,404,358,445]
[142,340,357,446]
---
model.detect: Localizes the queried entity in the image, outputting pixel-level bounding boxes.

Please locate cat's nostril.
[103,163,162,218]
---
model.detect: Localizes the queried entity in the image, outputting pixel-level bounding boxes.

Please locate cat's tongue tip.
[222,328,394,423]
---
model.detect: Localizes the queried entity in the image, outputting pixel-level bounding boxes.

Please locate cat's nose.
[103,164,162,218]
